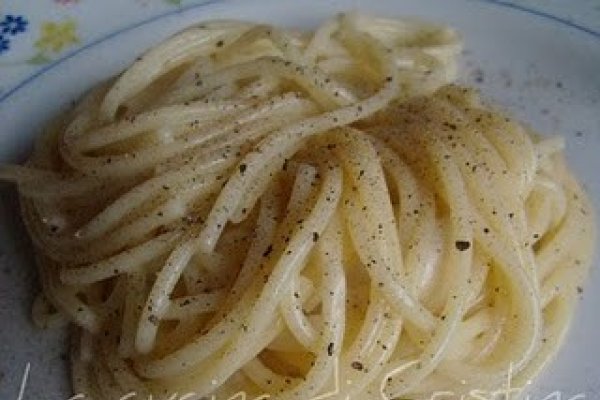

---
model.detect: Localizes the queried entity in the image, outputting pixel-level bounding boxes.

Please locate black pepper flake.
[473,68,484,83]
[148,315,159,325]
[262,244,273,257]
[455,240,471,251]
[577,286,583,294]
[239,164,247,174]
[327,342,334,356]
[312,232,319,242]
[351,361,364,371]
[216,40,224,47]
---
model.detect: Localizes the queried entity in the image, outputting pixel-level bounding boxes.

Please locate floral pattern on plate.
[0,15,28,54]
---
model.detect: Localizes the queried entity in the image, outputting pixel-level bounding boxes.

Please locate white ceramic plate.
[1,1,599,398]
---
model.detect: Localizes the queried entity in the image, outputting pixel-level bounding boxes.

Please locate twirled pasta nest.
[0,13,594,400]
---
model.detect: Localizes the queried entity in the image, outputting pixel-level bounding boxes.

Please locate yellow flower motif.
[35,20,79,54]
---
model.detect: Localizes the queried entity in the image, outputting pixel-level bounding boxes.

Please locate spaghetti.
[0,12,595,400]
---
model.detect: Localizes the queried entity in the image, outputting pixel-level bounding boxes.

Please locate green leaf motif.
[164,0,183,5]
[27,53,51,65]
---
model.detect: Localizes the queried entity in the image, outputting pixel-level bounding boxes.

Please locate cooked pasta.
[0,12,595,400]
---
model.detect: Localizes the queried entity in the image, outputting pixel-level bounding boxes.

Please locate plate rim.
[0,0,598,106]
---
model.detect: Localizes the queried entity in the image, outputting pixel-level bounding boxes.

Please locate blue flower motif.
[0,15,28,36]
[0,35,9,54]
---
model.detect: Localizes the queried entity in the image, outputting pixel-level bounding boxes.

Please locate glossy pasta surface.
[0,13,595,400]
